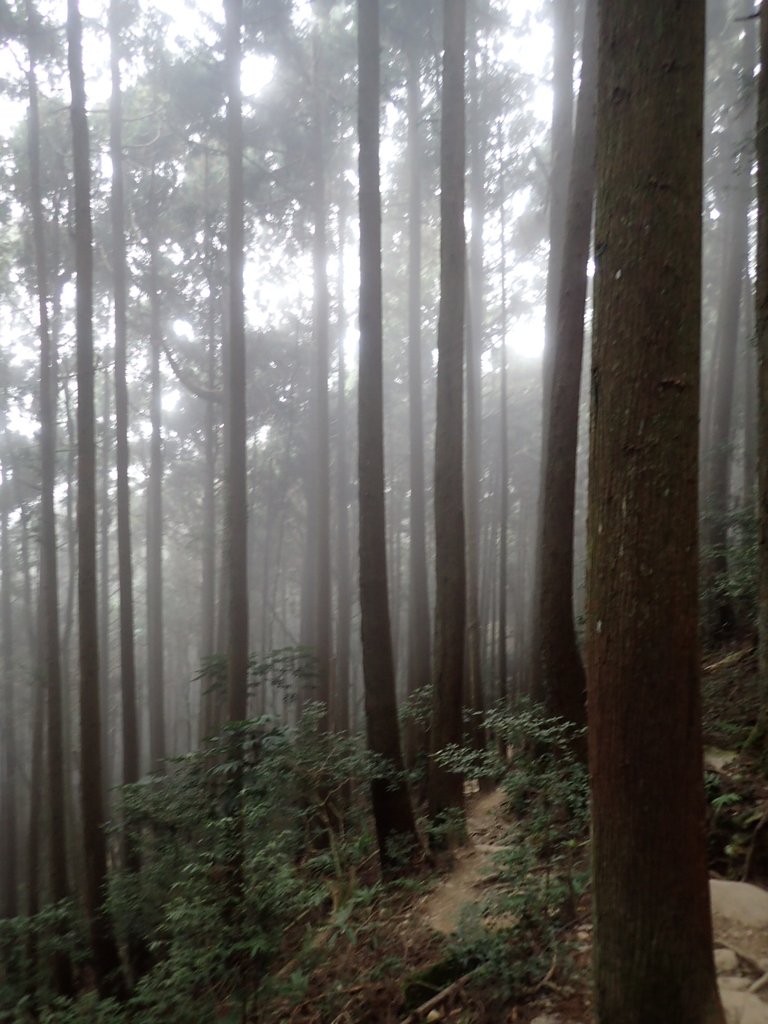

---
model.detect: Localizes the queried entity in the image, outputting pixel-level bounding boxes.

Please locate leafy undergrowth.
[8,651,767,1024]
[700,644,768,885]
[0,703,595,1024]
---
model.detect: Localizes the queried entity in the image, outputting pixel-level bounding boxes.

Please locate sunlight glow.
[242,54,276,100]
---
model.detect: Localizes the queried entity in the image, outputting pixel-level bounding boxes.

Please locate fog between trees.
[0,0,763,1020]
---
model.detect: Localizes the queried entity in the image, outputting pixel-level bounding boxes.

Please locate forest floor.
[258,644,768,1023]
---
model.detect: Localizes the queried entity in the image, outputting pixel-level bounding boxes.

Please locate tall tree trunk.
[98,365,111,796]
[147,212,166,771]
[311,7,332,727]
[465,6,486,754]
[109,0,140,786]
[27,16,73,994]
[0,445,17,919]
[544,0,575,354]
[742,277,757,507]
[404,38,431,769]
[67,0,123,994]
[27,676,44,923]
[335,199,352,736]
[530,0,575,698]
[497,185,509,731]
[225,0,249,723]
[429,0,467,827]
[587,2,723,1020]
[533,0,596,747]
[199,150,221,740]
[757,4,768,703]
[703,25,756,640]
[357,0,419,872]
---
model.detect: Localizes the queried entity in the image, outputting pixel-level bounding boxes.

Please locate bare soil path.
[416,776,768,1024]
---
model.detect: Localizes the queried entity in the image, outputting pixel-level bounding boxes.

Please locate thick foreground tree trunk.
[587,3,723,1022]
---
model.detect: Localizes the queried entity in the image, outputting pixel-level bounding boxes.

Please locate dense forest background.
[0,0,764,1021]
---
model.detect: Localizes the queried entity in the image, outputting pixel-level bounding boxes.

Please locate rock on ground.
[720,989,768,1024]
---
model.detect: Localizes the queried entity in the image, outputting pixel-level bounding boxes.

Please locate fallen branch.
[525,952,558,996]
[398,968,479,1023]
[703,646,755,674]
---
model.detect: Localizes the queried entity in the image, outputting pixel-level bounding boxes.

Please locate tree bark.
[67,0,123,994]
[357,0,419,872]
[534,0,596,747]
[587,2,723,1020]
[465,4,486,756]
[311,6,332,728]
[335,198,352,737]
[530,0,575,700]
[0,443,17,919]
[703,24,756,640]
[429,0,467,826]
[404,38,431,769]
[109,0,140,786]
[147,208,166,771]
[497,183,509,735]
[225,0,249,723]
[27,12,74,993]
[757,4,768,702]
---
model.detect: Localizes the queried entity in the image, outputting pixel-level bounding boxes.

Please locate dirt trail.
[419,777,768,1024]
[422,786,508,935]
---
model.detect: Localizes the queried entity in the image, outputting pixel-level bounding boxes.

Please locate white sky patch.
[291,0,315,33]
[174,319,195,342]
[242,53,276,100]
[7,400,37,440]
[162,389,181,412]
[508,310,544,359]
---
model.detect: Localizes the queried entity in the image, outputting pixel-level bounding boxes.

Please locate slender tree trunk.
[534,0,596,748]
[109,0,140,786]
[312,7,332,727]
[587,3,723,1020]
[27,677,45,922]
[357,0,419,872]
[429,0,467,827]
[497,186,509,729]
[404,39,431,769]
[147,212,166,771]
[703,25,755,639]
[99,365,111,797]
[67,0,123,993]
[199,151,221,740]
[742,277,757,507]
[757,3,768,702]
[0,445,17,919]
[335,199,352,736]
[225,0,249,723]
[530,0,575,698]
[27,18,73,994]
[545,0,575,355]
[465,7,486,754]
